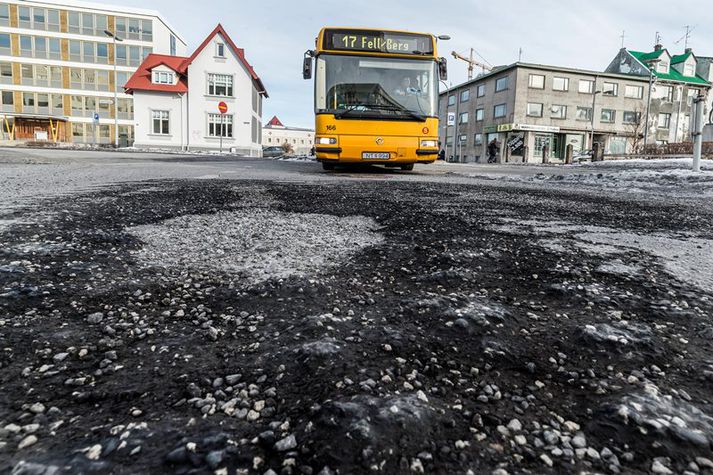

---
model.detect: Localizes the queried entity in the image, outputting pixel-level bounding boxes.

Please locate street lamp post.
[590,90,601,158]
[643,58,661,154]
[104,29,123,148]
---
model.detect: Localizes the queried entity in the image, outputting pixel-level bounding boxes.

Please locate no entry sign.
[218,101,228,114]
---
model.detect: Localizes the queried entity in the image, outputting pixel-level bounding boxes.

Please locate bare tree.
[626,107,646,153]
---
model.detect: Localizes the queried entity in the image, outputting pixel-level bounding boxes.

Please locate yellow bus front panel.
[315,115,439,164]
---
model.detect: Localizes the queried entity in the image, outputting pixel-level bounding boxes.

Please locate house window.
[683,63,695,77]
[170,35,176,56]
[579,80,594,94]
[476,84,485,97]
[475,108,484,121]
[0,33,9,55]
[601,109,616,123]
[447,95,455,106]
[216,43,225,57]
[602,82,618,96]
[527,103,543,117]
[474,133,483,145]
[0,4,9,27]
[552,77,569,91]
[460,89,470,102]
[493,103,507,118]
[624,85,644,99]
[208,113,233,137]
[657,61,669,74]
[495,76,509,92]
[658,112,671,129]
[152,71,174,84]
[208,74,233,96]
[152,110,169,135]
[551,104,567,119]
[576,107,593,121]
[459,112,468,124]
[661,85,674,102]
[528,74,545,89]
[68,12,80,34]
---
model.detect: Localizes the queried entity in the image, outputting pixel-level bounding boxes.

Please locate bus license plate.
[362,152,390,160]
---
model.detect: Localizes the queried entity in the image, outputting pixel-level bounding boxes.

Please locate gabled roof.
[265,116,284,128]
[124,54,188,94]
[180,24,268,97]
[628,49,710,86]
[671,51,694,64]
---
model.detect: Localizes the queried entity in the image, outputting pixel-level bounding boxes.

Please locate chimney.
[685,48,693,54]
[654,44,663,51]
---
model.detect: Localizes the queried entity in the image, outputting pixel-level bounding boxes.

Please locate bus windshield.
[315,54,438,120]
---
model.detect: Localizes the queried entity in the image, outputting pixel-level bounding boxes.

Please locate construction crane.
[451,48,492,80]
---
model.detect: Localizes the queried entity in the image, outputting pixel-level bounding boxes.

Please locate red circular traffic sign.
[218,101,228,114]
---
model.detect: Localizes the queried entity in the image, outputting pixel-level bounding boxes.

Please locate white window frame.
[151,110,170,135]
[658,112,671,129]
[552,76,569,91]
[526,103,543,117]
[152,71,174,85]
[207,73,233,97]
[528,74,545,89]
[493,103,507,118]
[602,82,618,96]
[551,104,567,119]
[624,85,644,99]
[216,42,225,58]
[208,113,233,138]
[578,80,594,94]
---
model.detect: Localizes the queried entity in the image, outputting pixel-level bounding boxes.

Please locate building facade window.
[0,62,12,84]
[600,109,616,123]
[624,85,644,99]
[527,103,543,117]
[152,110,170,135]
[683,63,695,77]
[68,11,108,36]
[460,89,470,102]
[495,76,509,92]
[0,4,9,27]
[660,85,674,102]
[474,133,483,145]
[0,90,14,112]
[208,113,233,137]
[152,71,174,84]
[576,107,593,121]
[658,112,671,128]
[493,103,507,118]
[475,108,484,121]
[623,111,641,124]
[476,84,485,97]
[459,112,468,124]
[216,42,225,57]
[447,95,455,106]
[657,61,669,74]
[602,82,618,96]
[0,33,9,55]
[579,79,594,94]
[552,77,569,91]
[551,105,567,119]
[207,74,233,96]
[528,74,545,89]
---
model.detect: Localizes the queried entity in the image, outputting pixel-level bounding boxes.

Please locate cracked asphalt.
[1,149,713,475]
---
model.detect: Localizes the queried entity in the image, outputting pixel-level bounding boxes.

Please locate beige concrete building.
[262,116,314,155]
[440,45,710,163]
[0,0,185,146]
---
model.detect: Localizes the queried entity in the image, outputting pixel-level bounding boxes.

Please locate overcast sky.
[99,0,712,128]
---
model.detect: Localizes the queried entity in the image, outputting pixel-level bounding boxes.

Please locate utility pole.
[692,92,705,172]
[451,49,492,80]
[104,29,123,148]
[643,58,661,153]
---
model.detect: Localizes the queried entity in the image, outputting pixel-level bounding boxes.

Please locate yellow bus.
[303,28,448,171]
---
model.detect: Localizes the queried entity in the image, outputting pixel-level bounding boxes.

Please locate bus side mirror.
[303,51,313,80]
[438,58,448,81]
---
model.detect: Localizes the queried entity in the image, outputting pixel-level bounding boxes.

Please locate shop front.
[0,114,69,143]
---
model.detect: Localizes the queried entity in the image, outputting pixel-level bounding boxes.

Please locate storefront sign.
[507,135,524,152]
[513,123,560,133]
[484,123,515,133]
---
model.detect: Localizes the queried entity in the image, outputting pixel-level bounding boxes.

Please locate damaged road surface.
[2,167,713,474]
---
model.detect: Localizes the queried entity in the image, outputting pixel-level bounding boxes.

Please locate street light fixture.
[104,29,123,148]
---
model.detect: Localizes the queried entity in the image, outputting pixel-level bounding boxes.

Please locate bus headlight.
[317,137,337,145]
[420,140,438,148]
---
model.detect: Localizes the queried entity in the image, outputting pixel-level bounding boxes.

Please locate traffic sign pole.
[217,101,228,154]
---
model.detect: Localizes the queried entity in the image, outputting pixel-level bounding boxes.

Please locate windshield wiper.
[334,104,426,121]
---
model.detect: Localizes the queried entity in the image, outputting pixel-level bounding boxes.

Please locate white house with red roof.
[125,24,267,154]
[262,116,315,155]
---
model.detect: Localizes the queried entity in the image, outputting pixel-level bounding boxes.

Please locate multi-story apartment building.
[440,45,710,163]
[262,116,314,155]
[0,0,185,145]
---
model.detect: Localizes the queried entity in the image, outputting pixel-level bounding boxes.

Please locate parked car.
[262,146,285,158]
[573,149,593,162]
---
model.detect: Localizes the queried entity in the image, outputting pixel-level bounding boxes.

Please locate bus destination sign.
[323,30,433,55]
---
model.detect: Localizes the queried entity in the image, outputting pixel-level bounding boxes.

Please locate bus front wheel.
[322,162,336,171]
[401,164,415,171]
